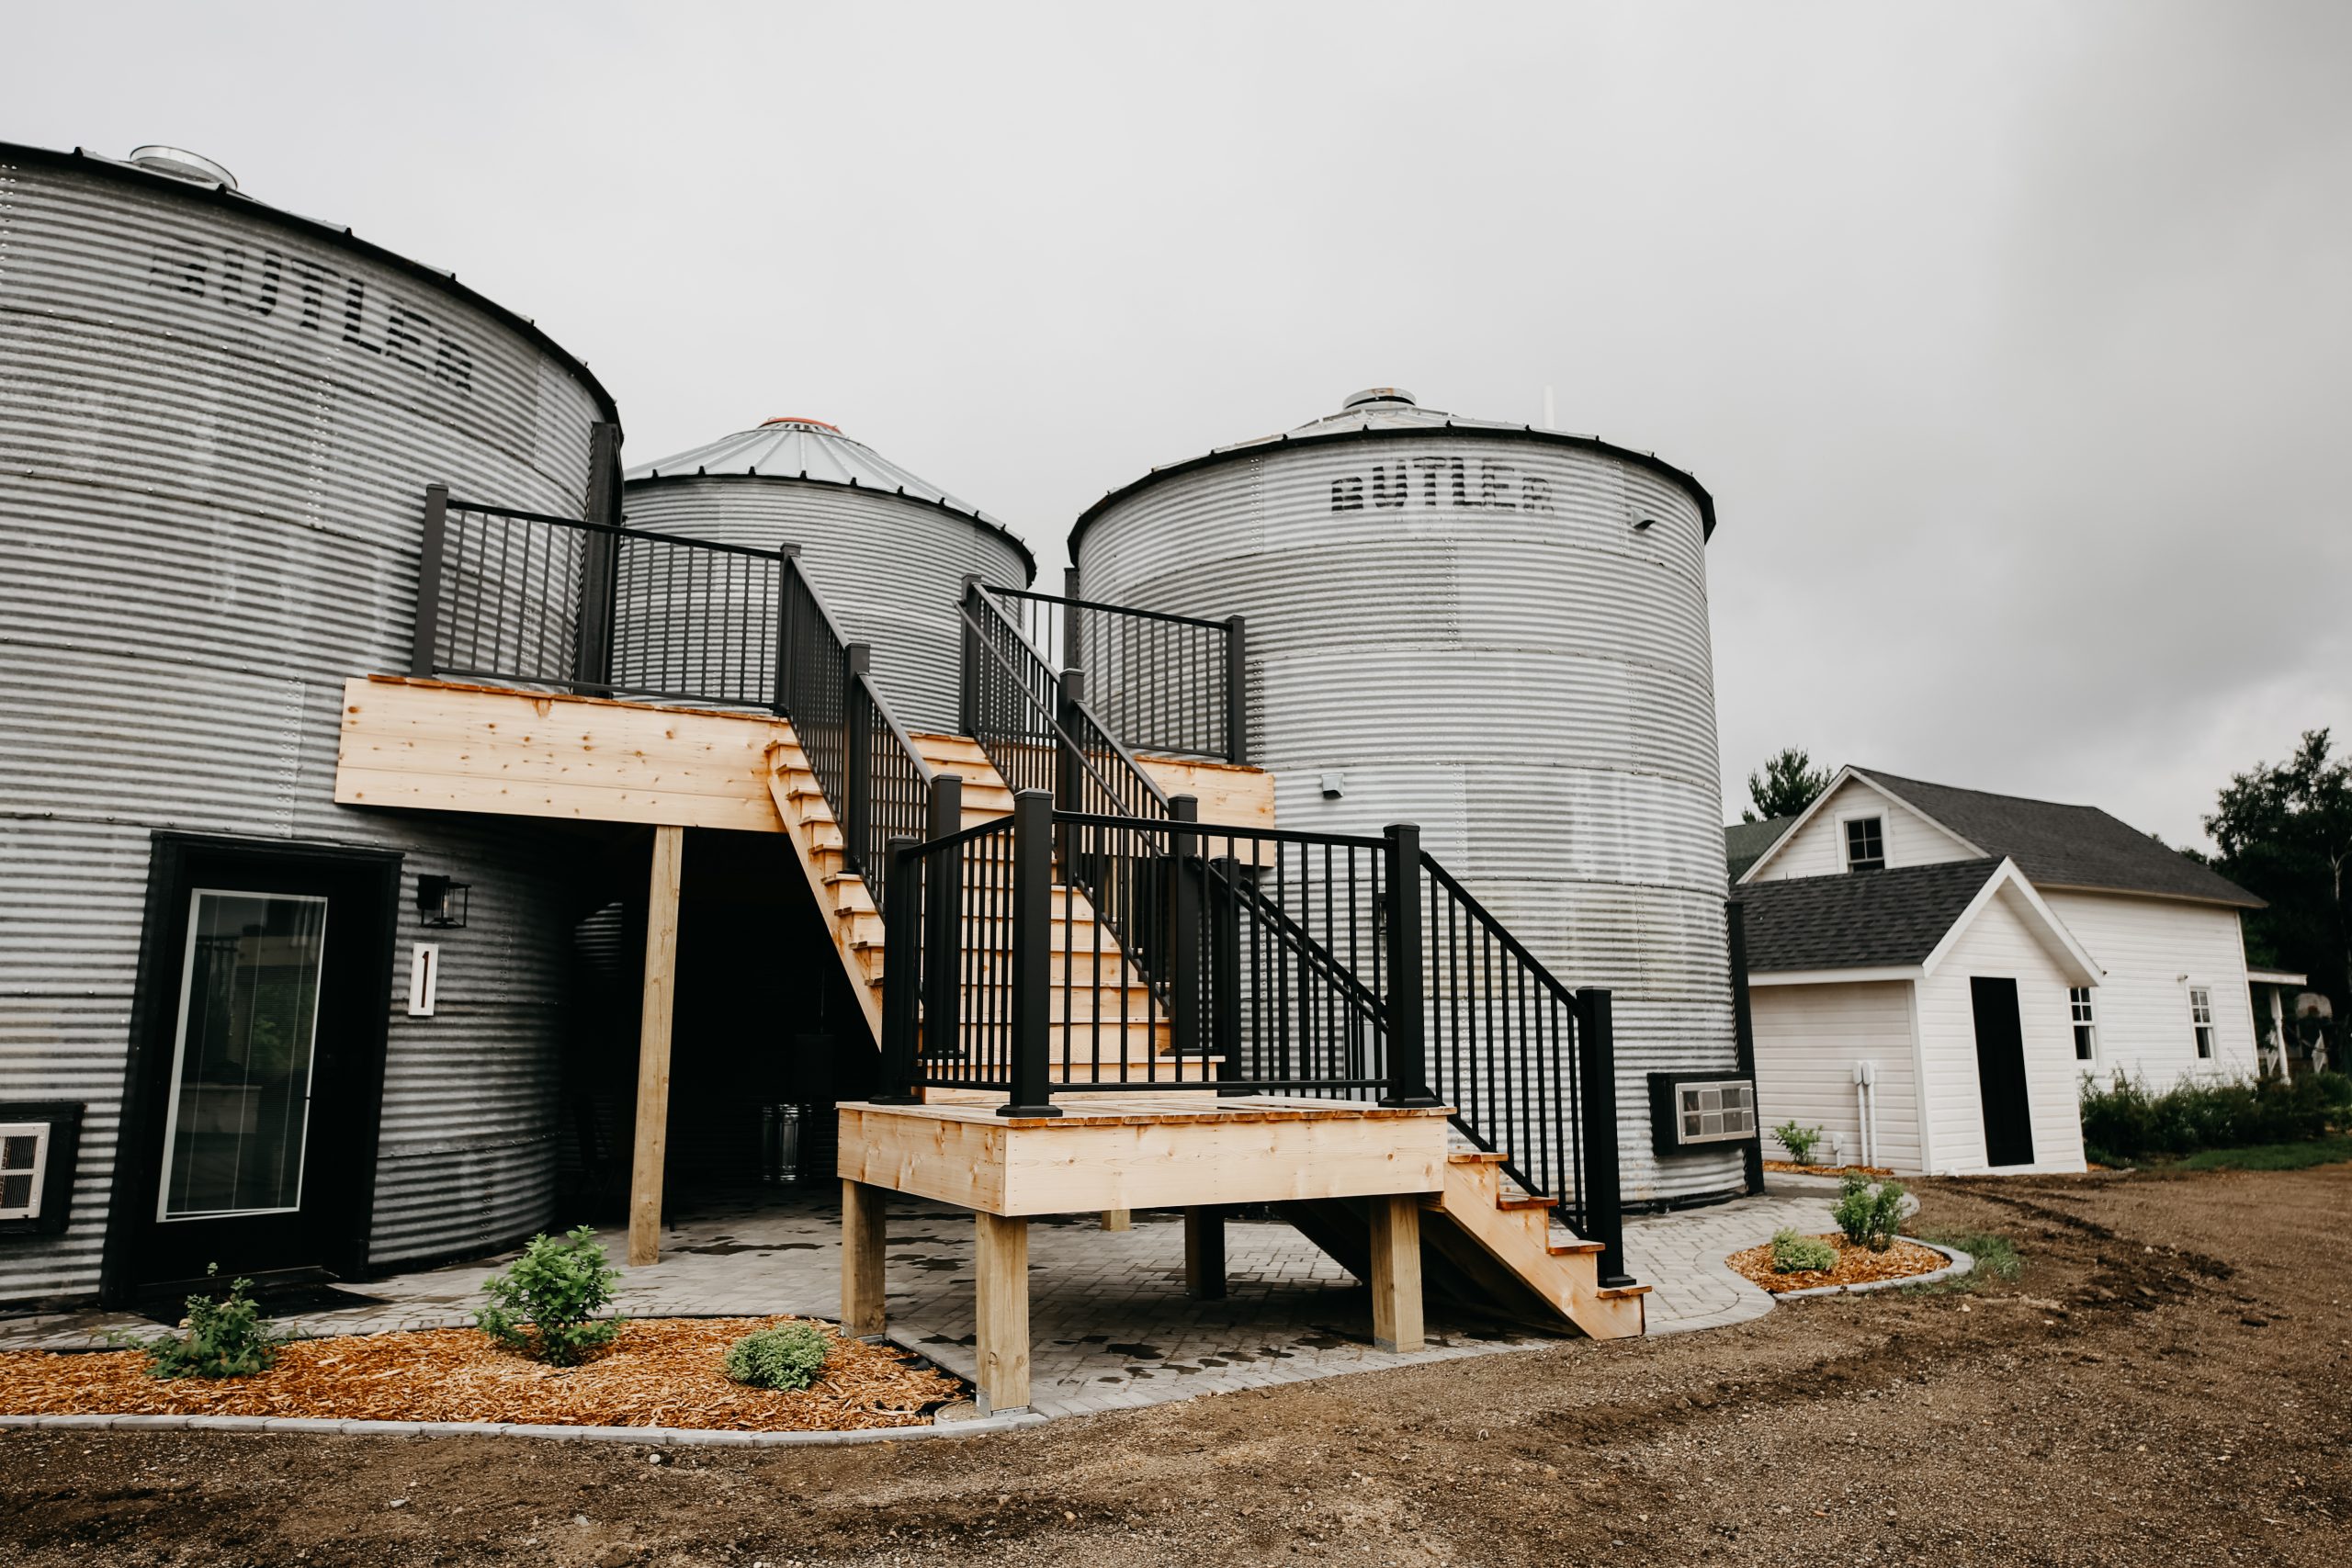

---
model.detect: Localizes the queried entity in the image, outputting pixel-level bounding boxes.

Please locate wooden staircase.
[1281,1151,1645,1341]
[763,728,1204,1081]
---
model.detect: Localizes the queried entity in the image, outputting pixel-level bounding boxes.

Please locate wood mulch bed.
[0,1316,960,1432]
[1725,1235,1951,1294]
[1760,1160,1895,1177]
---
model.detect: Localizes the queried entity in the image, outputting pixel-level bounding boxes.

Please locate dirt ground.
[5,1163,2348,1567]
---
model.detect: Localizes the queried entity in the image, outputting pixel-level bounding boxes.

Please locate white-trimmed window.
[2069,987,2098,1063]
[1843,816,1886,872]
[2188,987,2216,1059]
[0,1123,49,1221]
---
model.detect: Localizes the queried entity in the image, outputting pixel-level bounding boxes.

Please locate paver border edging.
[1767,1237,1975,1299]
[0,1407,1047,1447]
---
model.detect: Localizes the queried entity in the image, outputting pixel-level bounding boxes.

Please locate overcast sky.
[15,1,2347,846]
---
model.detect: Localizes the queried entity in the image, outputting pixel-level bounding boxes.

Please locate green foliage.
[2167,1134,2352,1172]
[1907,1228,2022,1292]
[1745,747,1832,824]
[2079,1070,2348,1162]
[723,1323,831,1391]
[115,1265,286,1380]
[1770,1226,1838,1273]
[2202,729,2352,1027]
[1771,1121,1826,1165]
[1831,1170,1907,1252]
[476,1225,624,1366]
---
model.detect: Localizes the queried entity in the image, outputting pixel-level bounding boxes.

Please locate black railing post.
[410,483,449,678]
[1209,854,1245,1095]
[843,644,873,876]
[1169,795,1202,1058]
[1055,667,1087,816]
[1224,614,1249,764]
[1380,824,1440,1107]
[574,423,620,694]
[874,837,922,1103]
[1727,901,1764,1197]
[958,575,982,737]
[923,774,965,1062]
[1001,789,1062,1118]
[771,547,801,718]
[1577,987,1631,1286]
[1061,567,1082,672]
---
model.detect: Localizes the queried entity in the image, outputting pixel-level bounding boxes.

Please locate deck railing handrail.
[978,577,1247,762]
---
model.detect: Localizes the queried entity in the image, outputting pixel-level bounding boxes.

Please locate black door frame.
[1967,974,2037,1168]
[100,832,402,1306]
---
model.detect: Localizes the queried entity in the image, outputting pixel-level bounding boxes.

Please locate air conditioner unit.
[1647,1073,1758,1157]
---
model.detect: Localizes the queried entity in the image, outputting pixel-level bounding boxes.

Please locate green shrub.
[1831,1170,1906,1252]
[2079,1070,2346,1162]
[724,1323,831,1391]
[1909,1228,2022,1292]
[477,1225,624,1366]
[1770,1226,1838,1273]
[115,1264,286,1380]
[1771,1121,1826,1165]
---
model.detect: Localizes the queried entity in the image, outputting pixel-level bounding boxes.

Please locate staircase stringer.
[764,734,886,1046]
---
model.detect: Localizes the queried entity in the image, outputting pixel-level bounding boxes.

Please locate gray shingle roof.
[1854,770,2260,908]
[1724,817,1796,884]
[1732,860,2003,973]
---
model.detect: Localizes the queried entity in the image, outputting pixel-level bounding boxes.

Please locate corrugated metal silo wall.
[622,478,1029,734]
[0,154,601,1303]
[1076,438,1740,1207]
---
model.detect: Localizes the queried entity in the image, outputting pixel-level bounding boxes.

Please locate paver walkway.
[1,1183,1839,1416]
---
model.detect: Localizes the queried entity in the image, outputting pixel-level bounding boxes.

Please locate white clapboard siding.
[1749,980,1922,1172]
[1747,777,1976,881]
[1912,886,2088,1175]
[2045,890,2258,1089]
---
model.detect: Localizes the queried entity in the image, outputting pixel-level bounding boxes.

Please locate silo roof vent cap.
[1340,387,1417,411]
[760,415,842,433]
[129,145,238,191]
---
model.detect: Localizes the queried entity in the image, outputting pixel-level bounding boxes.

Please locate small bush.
[2079,1070,2347,1162]
[1832,1170,1906,1252]
[1910,1228,2022,1292]
[477,1225,624,1366]
[1772,1122,1826,1165]
[724,1323,831,1391]
[1770,1226,1838,1273]
[115,1265,286,1380]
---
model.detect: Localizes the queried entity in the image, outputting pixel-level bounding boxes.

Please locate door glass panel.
[157,890,329,1221]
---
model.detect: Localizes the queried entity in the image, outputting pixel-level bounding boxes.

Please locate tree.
[1745,747,1831,823]
[2203,729,2352,1032]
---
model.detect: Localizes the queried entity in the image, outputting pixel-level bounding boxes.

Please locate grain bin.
[624,418,1034,731]
[1069,388,1737,1207]
[0,141,616,1304]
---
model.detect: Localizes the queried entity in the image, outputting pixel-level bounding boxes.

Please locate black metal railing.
[877,789,1628,1280]
[774,555,938,909]
[410,485,938,910]
[1420,856,1622,1269]
[413,486,786,708]
[983,576,1246,762]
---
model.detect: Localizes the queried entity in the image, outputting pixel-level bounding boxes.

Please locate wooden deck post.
[1184,1206,1226,1300]
[1368,1193,1424,1353]
[841,1179,888,1338]
[1099,1209,1132,1231]
[627,825,684,1269]
[973,1210,1031,1414]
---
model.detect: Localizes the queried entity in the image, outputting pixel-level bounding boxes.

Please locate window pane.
[0,1174,30,1211]
[159,890,328,1221]
[0,1134,35,1169]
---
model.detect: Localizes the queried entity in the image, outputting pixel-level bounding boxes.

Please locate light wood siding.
[1749,981,1922,1171]
[1747,778,1976,881]
[1913,886,2088,1174]
[2043,891,2257,1088]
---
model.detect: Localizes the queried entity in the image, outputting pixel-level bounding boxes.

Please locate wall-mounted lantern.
[415,874,470,930]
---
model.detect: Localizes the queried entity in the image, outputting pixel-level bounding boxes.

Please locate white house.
[1728,767,2267,1175]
